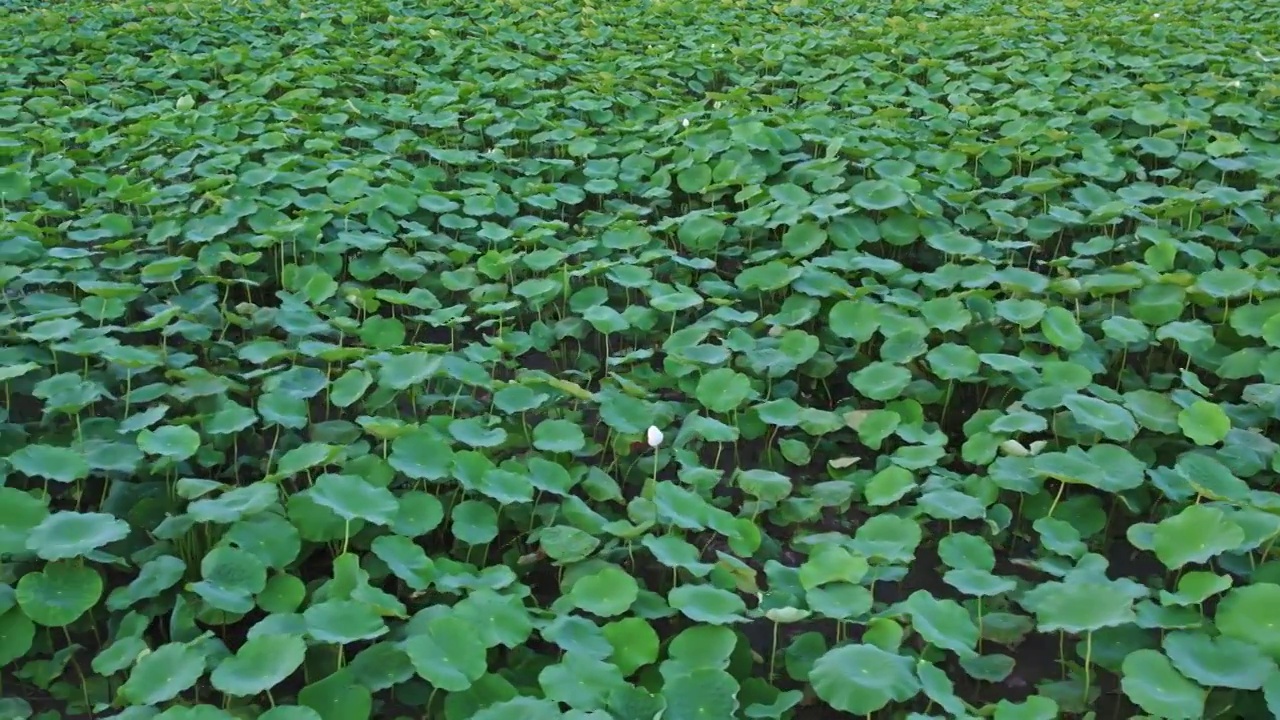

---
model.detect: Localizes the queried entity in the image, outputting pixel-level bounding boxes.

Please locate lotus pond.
[4,0,1280,717]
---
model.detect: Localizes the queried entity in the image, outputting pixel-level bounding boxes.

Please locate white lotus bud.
[646,425,664,448]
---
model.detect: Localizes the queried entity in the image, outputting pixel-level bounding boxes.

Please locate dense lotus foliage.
[3,0,1280,717]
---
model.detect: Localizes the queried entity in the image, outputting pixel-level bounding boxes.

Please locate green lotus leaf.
[211,634,307,697]
[602,617,660,676]
[1120,649,1205,719]
[694,368,754,413]
[273,442,340,478]
[662,667,740,720]
[538,651,627,710]
[189,546,267,614]
[0,607,35,667]
[304,600,388,644]
[0,487,48,556]
[1151,504,1245,570]
[1217,583,1280,659]
[1019,579,1138,633]
[404,613,487,692]
[1178,400,1231,446]
[137,424,202,460]
[307,473,398,526]
[119,641,207,706]
[569,565,638,617]
[810,643,920,714]
[7,444,89,483]
[668,584,747,624]
[531,418,586,453]
[1162,630,1277,690]
[16,561,102,627]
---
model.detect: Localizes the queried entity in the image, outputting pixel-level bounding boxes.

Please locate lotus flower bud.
[646,425,664,448]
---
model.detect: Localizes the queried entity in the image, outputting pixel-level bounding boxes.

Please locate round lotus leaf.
[1162,630,1277,690]
[16,561,102,627]
[257,573,307,614]
[925,343,981,381]
[850,179,907,210]
[136,424,201,460]
[1120,649,1205,719]
[404,613,487,692]
[531,418,586,453]
[286,493,357,542]
[1039,306,1085,351]
[904,590,979,657]
[307,473,397,526]
[828,300,881,342]
[0,606,35,667]
[451,589,533,650]
[1174,452,1249,501]
[224,512,300,570]
[853,514,922,563]
[944,568,1017,597]
[668,584,747,625]
[678,216,725,251]
[937,533,996,572]
[540,525,601,564]
[390,490,444,536]
[1061,394,1137,442]
[569,565,638,617]
[304,599,387,644]
[798,545,868,590]
[667,624,737,669]
[1151,504,1245,570]
[273,442,339,478]
[7,444,89,483]
[492,385,550,414]
[0,168,31,202]
[106,554,186,611]
[346,643,415,692]
[602,617,659,676]
[582,304,630,334]
[1019,579,1137,633]
[187,482,279,525]
[1178,400,1231,446]
[917,659,967,717]
[375,352,441,391]
[694,368,753,413]
[451,500,498,545]
[386,430,453,481]
[0,487,49,556]
[538,652,627,710]
[850,361,911,401]
[297,670,372,720]
[448,417,507,448]
[211,634,307,696]
[864,465,916,506]
[806,583,873,621]
[662,667,739,720]
[810,643,920,714]
[119,641,207,705]
[328,368,371,408]
[1217,583,1280,659]
[190,546,267,614]
[960,653,1015,683]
